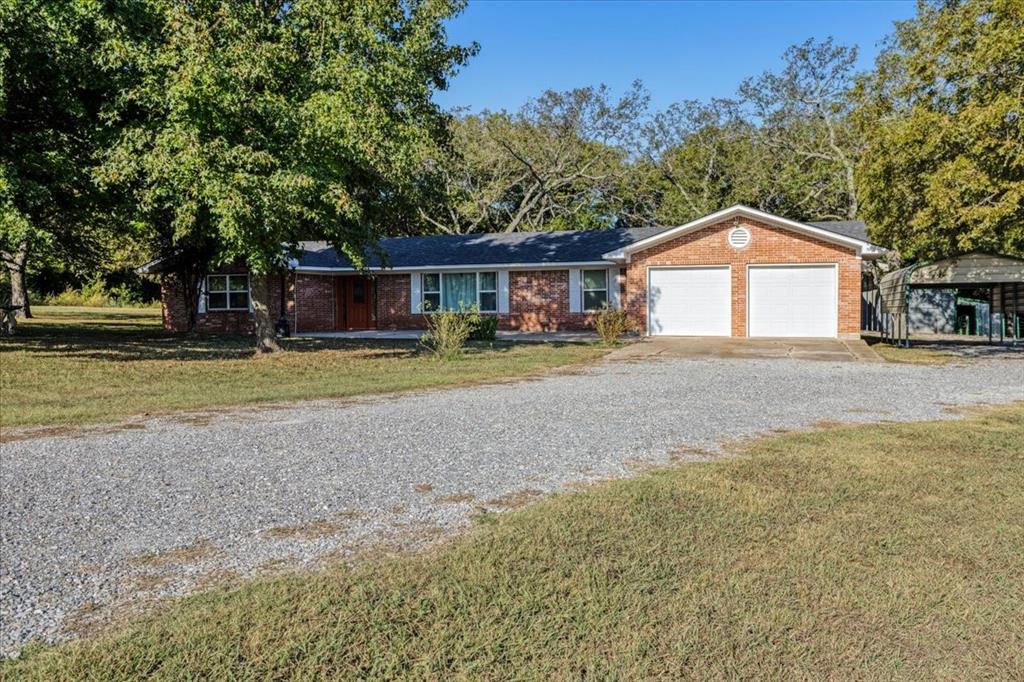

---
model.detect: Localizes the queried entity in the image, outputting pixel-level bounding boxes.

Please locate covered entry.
[874,252,1023,346]
[334,276,376,330]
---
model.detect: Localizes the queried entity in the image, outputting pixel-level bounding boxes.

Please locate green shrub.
[42,279,157,308]
[420,305,480,361]
[593,305,629,346]
[470,314,498,341]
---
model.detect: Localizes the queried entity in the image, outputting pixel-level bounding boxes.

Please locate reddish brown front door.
[335,276,376,330]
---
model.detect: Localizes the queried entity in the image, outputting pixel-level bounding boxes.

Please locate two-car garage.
[605,206,877,339]
[647,264,840,338]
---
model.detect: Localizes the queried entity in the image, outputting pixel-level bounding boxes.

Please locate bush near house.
[594,305,630,345]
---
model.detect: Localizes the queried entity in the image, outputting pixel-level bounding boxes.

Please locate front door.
[335,276,375,330]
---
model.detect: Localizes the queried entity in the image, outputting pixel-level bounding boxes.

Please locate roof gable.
[603,205,882,260]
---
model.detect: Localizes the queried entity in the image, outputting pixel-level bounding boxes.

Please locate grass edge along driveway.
[4,403,1022,679]
[0,307,606,431]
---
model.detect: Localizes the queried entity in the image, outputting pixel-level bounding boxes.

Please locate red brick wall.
[294,274,335,333]
[506,270,595,331]
[160,268,295,335]
[624,217,862,337]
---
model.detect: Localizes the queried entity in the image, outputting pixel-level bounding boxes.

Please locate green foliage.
[469,314,498,341]
[100,0,476,277]
[420,305,480,360]
[855,0,1024,259]
[422,83,645,233]
[40,279,157,308]
[593,305,630,346]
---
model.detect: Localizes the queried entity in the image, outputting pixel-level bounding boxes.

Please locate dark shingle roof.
[297,226,669,270]
[808,220,871,243]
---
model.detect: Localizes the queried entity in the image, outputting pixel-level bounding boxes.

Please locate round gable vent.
[728,226,751,249]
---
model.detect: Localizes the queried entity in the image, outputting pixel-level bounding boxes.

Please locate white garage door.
[748,265,837,338]
[648,267,731,336]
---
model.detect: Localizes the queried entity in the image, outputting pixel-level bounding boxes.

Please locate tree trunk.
[177,265,202,333]
[3,241,31,319]
[250,273,281,353]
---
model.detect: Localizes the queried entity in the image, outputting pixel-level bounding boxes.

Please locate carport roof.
[878,252,1024,313]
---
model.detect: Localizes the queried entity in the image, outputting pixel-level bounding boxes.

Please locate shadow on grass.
[1,325,559,363]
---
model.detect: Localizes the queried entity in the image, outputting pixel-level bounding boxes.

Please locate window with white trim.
[581,269,608,311]
[207,274,250,311]
[419,272,498,313]
[422,273,441,311]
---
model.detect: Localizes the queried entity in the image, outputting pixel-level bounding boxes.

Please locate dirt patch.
[668,445,718,462]
[434,493,476,504]
[413,483,434,493]
[123,573,173,593]
[485,489,543,510]
[263,520,349,540]
[129,540,219,567]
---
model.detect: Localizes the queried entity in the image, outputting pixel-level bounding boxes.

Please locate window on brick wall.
[207,274,250,311]
[582,269,608,311]
[420,272,498,313]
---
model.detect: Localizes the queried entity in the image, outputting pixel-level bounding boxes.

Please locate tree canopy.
[97,0,475,346]
[855,0,1024,259]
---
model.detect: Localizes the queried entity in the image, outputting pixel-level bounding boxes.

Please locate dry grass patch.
[263,520,349,540]
[433,493,475,504]
[0,307,605,431]
[4,404,1023,680]
[128,541,218,568]
[871,343,960,365]
[484,488,543,510]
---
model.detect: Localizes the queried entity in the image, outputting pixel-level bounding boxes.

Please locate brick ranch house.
[150,205,885,338]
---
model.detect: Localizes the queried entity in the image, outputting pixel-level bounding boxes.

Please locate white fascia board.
[294,260,615,274]
[602,205,875,259]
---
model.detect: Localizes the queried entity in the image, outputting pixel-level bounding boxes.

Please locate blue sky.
[436,0,917,113]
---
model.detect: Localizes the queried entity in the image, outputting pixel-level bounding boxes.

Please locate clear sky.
[435,0,917,113]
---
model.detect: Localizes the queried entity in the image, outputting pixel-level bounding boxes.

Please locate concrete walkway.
[610,336,883,363]
[299,329,600,342]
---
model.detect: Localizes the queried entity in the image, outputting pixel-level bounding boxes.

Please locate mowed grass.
[870,343,960,365]
[4,405,1022,680]
[0,307,605,430]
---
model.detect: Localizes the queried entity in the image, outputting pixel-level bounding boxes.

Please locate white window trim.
[206,274,251,312]
[581,268,609,313]
[418,271,500,314]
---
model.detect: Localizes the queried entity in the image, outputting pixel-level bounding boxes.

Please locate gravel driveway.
[2,354,1022,655]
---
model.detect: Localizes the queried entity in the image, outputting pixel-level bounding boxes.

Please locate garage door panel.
[648,267,731,336]
[748,265,837,338]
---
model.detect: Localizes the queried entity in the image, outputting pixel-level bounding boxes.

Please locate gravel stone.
[1,354,1022,656]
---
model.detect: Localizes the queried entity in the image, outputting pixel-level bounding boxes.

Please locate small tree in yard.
[594,305,629,346]
[102,0,476,351]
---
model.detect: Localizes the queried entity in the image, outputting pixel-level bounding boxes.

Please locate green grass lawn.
[870,342,960,365]
[3,404,1021,680]
[0,306,605,431]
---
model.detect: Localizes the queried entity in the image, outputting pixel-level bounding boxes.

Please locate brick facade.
[160,217,861,337]
[159,268,294,335]
[623,217,862,337]
[294,274,335,333]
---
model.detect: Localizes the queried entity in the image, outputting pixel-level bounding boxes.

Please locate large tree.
[630,98,770,226]
[855,0,1024,259]
[740,38,862,220]
[103,0,474,349]
[0,0,136,317]
[422,83,647,234]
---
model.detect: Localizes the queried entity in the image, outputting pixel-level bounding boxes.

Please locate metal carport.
[875,252,1024,347]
